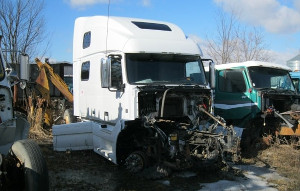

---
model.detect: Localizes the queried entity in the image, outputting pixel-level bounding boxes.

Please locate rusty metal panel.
[278,125,300,136]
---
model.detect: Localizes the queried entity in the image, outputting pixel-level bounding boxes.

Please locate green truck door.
[214,69,252,123]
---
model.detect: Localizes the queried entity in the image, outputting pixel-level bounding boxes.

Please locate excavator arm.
[35,58,73,103]
[30,58,73,127]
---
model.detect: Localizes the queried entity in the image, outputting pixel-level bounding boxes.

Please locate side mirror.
[101,57,111,88]
[209,61,216,89]
[101,55,124,91]
[19,53,29,81]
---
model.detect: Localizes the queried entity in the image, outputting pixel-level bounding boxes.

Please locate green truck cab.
[213,61,300,149]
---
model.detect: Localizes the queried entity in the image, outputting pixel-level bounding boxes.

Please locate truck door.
[214,68,252,124]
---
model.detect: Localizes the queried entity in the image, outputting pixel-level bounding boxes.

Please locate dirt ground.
[36,139,238,191]
[30,129,300,191]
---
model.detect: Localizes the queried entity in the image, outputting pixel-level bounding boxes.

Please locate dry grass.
[258,144,300,191]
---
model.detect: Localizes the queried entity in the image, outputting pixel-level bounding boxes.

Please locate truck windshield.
[248,66,295,91]
[126,53,207,85]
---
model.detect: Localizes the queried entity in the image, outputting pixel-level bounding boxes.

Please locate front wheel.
[6,139,49,191]
[124,151,148,173]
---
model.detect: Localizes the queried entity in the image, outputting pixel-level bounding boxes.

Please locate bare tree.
[0,0,47,66]
[234,27,270,62]
[205,10,237,64]
[205,9,270,64]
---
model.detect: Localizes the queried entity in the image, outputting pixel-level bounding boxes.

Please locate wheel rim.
[125,152,145,173]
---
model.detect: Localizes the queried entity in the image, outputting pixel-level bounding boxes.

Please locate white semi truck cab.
[53,16,240,174]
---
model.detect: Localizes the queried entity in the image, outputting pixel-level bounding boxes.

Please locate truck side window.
[186,61,205,84]
[218,70,246,93]
[111,59,122,88]
[292,79,299,92]
[81,61,90,81]
[83,31,91,49]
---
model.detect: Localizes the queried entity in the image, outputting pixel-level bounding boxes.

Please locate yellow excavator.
[35,58,73,103]
[28,58,73,129]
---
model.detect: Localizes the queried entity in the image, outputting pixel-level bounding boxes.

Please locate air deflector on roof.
[132,21,172,31]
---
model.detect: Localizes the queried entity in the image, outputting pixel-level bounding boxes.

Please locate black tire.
[124,151,149,173]
[240,121,263,157]
[9,139,49,191]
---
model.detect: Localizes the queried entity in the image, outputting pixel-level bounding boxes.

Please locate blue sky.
[43,0,300,64]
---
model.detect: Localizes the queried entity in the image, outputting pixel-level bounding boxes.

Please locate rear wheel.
[6,139,49,191]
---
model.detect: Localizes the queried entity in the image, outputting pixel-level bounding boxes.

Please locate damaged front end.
[259,90,300,137]
[241,89,300,154]
[117,86,240,173]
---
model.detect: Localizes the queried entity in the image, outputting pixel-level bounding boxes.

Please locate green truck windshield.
[126,53,207,85]
[248,66,295,91]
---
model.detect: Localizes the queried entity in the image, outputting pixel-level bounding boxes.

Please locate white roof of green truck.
[215,61,292,71]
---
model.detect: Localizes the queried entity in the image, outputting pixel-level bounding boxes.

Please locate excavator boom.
[35,58,73,103]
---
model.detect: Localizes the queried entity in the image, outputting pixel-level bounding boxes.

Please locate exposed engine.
[118,86,240,172]
[259,91,300,131]
[241,90,300,154]
[260,91,298,113]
